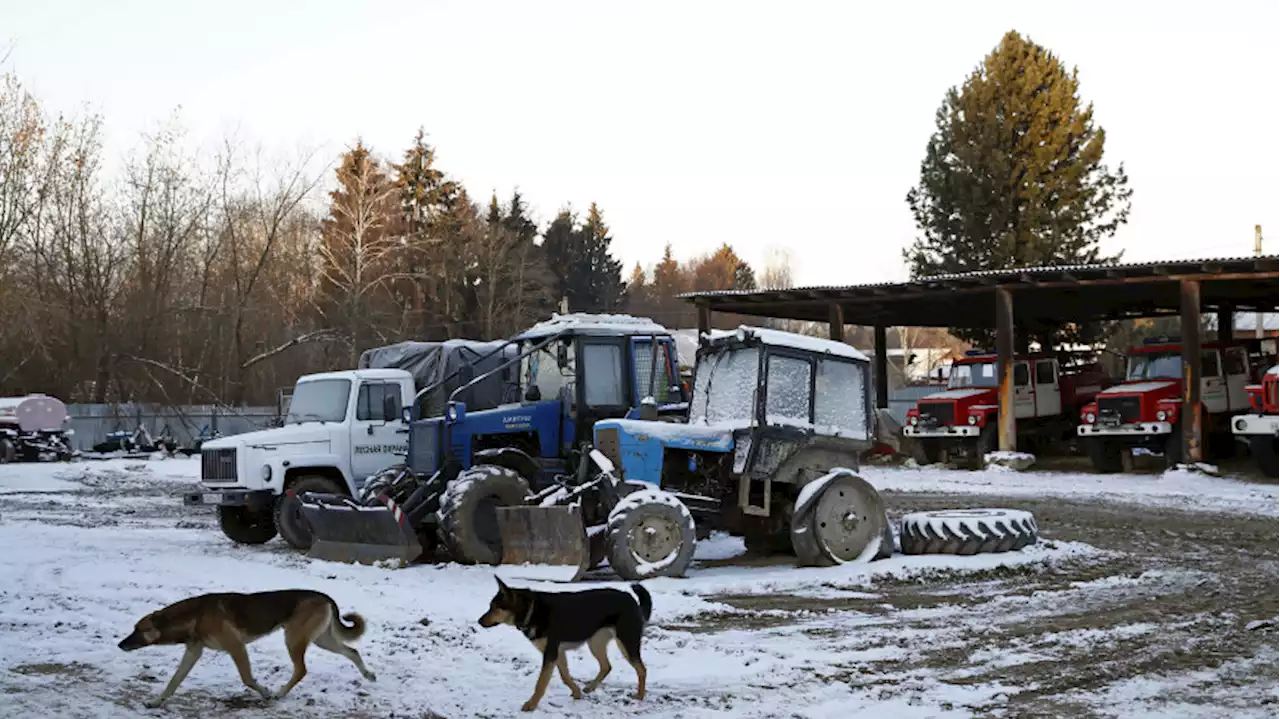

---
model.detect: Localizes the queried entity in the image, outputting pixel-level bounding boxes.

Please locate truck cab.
[1232,365,1278,476]
[1077,339,1259,471]
[903,351,1109,463]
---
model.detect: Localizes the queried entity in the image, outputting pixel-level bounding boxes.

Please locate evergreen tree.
[905,30,1131,346]
[392,129,453,338]
[541,203,626,313]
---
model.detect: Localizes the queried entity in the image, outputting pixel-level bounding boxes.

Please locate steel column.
[873,324,889,409]
[1180,279,1203,464]
[996,287,1016,452]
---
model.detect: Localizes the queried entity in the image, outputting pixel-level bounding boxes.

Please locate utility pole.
[1256,225,1265,340]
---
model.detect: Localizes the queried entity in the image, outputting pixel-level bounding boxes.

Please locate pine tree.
[905,30,1131,346]
[541,203,625,313]
[392,129,452,338]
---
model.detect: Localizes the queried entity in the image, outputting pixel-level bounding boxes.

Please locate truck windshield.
[286,379,351,424]
[1126,352,1182,380]
[690,346,760,425]
[949,362,997,389]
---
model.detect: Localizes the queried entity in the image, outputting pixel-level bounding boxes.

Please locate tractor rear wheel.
[790,472,886,567]
[438,465,530,565]
[276,475,346,550]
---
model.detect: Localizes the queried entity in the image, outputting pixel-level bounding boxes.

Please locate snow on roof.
[709,326,869,361]
[1268,365,1278,376]
[515,313,670,340]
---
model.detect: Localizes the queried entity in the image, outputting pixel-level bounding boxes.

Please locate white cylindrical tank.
[0,395,69,433]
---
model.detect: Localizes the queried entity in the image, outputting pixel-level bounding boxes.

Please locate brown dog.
[118,590,375,707]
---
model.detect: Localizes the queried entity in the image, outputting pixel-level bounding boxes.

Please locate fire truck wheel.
[1249,436,1278,477]
[974,426,997,469]
[1163,425,1184,467]
[900,509,1037,555]
[1086,438,1124,473]
[911,440,942,466]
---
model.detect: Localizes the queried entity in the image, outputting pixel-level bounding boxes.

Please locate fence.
[66,404,278,452]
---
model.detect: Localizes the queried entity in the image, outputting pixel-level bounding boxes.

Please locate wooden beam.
[873,324,889,410]
[1180,279,1203,464]
[996,287,1017,453]
[696,302,711,341]
[828,303,845,343]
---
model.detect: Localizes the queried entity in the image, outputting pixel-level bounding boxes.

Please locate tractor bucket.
[494,505,591,583]
[299,493,424,566]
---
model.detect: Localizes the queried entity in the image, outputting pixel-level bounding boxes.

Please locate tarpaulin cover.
[358,339,519,418]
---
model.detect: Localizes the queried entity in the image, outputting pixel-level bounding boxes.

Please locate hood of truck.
[1097,379,1181,397]
[920,387,997,406]
[202,425,333,451]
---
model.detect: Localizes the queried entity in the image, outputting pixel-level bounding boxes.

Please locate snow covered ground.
[0,459,1276,718]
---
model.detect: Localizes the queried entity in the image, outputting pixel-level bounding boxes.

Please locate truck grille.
[1098,396,1141,423]
[410,422,438,473]
[595,427,621,476]
[918,402,955,427]
[201,448,237,483]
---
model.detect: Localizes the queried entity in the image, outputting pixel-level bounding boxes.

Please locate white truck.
[184,340,514,549]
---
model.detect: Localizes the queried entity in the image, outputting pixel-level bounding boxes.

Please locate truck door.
[631,337,678,404]
[1013,361,1035,419]
[1033,359,1061,417]
[1222,346,1251,411]
[1200,350,1229,414]
[350,381,407,488]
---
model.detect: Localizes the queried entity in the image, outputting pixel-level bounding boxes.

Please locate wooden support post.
[1180,279,1203,464]
[696,302,711,341]
[828,303,845,343]
[873,325,889,409]
[1215,304,1234,342]
[995,287,1016,452]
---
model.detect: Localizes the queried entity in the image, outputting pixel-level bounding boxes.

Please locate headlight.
[1156,410,1167,421]
[735,327,749,343]
[968,415,978,425]
[261,464,272,481]
[446,405,458,422]
[1085,412,1096,423]
[1235,418,1247,431]
[909,415,919,426]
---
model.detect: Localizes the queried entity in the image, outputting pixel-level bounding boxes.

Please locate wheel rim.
[628,512,682,564]
[812,478,882,561]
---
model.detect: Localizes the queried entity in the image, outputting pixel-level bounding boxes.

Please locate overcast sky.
[4,0,1277,287]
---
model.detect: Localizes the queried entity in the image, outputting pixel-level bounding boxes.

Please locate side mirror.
[556,342,570,369]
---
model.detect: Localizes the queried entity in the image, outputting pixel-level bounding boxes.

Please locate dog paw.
[521,700,538,712]
[363,671,377,682]
[571,689,584,700]
[631,691,646,701]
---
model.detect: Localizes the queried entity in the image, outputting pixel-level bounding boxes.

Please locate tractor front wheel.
[790,472,886,567]
[606,490,696,581]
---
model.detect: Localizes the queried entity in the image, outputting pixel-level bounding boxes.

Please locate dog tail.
[631,583,652,625]
[328,599,367,642]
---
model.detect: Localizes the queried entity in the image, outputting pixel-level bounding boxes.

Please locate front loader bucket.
[299,493,423,566]
[495,505,591,583]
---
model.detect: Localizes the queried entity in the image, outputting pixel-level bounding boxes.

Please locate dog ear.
[495,576,509,593]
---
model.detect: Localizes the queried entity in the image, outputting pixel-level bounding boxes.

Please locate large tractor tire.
[790,472,886,567]
[276,475,346,550]
[1086,438,1124,473]
[218,505,277,545]
[438,465,530,565]
[899,509,1037,555]
[1250,436,1279,477]
[606,489,696,580]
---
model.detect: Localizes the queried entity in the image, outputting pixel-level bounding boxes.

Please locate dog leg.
[224,639,272,701]
[145,644,203,708]
[273,632,311,699]
[555,650,583,700]
[582,631,612,693]
[314,630,376,682]
[614,638,646,701]
[522,643,558,712]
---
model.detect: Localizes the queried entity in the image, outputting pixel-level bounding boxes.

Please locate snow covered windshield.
[1126,352,1182,381]
[286,379,351,424]
[690,347,760,425]
[949,362,998,388]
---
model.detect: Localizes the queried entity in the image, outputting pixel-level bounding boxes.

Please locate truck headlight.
[909,415,919,426]
[968,416,978,425]
[1085,412,1096,423]
[1156,410,1167,421]
[1235,418,1247,431]
[261,464,272,481]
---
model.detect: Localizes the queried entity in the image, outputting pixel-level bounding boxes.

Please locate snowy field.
[0,458,1276,718]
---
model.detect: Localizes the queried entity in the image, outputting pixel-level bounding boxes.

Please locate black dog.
[478,577,652,712]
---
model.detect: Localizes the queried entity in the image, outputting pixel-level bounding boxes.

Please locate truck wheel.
[606,490,696,580]
[1163,425,1184,467]
[899,509,1037,555]
[0,438,15,464]
[218,506,278,545]
[973,426,997,469]
[790,472,886,567]
[911,439,942,466]
[438,465,530,565]
[1086,438,1124,473]
[1250,436,1279,477]
[275,475,345,550]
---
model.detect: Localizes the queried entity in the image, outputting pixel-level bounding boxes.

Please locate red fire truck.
[1077,339,1261,471]
[1232,365,1278,476]
[903,350,1112,465]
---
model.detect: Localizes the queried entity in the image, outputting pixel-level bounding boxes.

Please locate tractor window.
[525,341,573,402]
[691,347,760,425]
[633,340,673,403]
[766,355,813,424]
[815,359,867,438]
[1036,360,1056,385]
[1201,350,1221,378]
[582,343,626,407]
[1013,362,1030,387]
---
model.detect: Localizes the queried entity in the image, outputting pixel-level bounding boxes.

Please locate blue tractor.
[577,326,892,576]
[299,313,688,569]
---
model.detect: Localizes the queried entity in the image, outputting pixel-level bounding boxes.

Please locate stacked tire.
[898,508,1038,555]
